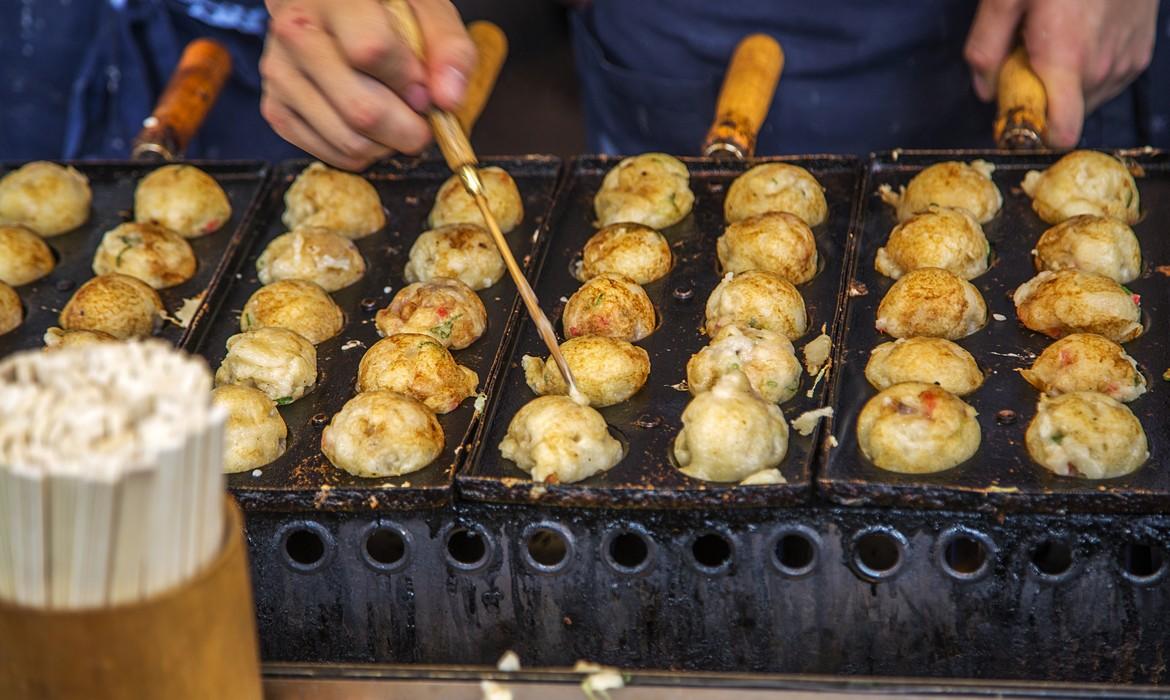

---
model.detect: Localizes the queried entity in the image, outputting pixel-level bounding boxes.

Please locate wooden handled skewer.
[132,38,232,160]
[453,21,508,135]
[995,46,1048,149]
[702,34,784,159]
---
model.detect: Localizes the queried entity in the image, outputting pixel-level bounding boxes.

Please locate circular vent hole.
[365,527,406,566]
[692,533,732,571]
[1121,543,1165,580]
[447,527,488,567]
[526,528,568,568]
[855,531,902,577]
[943,535,988,576]
[775,532,816,573]
[285,528,326,567]
[1031,540,1073,577]
[608,532,649,571]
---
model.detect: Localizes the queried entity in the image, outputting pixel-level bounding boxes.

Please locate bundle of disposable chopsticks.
[0,341,224,609]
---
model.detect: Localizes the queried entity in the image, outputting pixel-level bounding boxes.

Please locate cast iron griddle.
[0,160,269,359]
[459,155,863,508]
[188,156,562,512]
[820,149,1168,514]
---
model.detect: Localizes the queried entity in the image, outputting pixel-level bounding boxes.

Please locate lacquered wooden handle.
[454,21,508,135]
[132,39,232,160]
[995,46,1048,149]
[702,34,784,159]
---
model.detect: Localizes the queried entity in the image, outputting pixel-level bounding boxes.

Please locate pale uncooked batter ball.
[563,273,655,342]
[357,333,478,414]
[241,279,344,345]
[717,211,818,284]
[0,161,91,236]
[724,162,828,226]
[875,268,987,340]
[1013,270,1142,343]
[211,384,287,473]
[214,327,317,404]
[43,327,117,349]
[1034,214,1141,284]
[499,395,623,484]
[1025,391,1148,479]
[375,278,487,349]
[321,391,444,478]
[0,282,21,336]
[673,371,788,482]
[705,270,808,340]
[593,153,694,229]
[92,222,196,289]
[1021,150,1140,224]
[256,227,366,292]
[134,164,231,238]
[857,382,980,474]
[865,337,983,396]
[880,160,1002,223]
[1019,333,1146,402]
[687,325,802,404]
[875,206,990,280]
[428,166,524,233]
[282,162,385,239]
[404,223,505,290]
[522,335,650,407]
[578,222,672,285]
[0,224,54,286]
[59,273,163,339]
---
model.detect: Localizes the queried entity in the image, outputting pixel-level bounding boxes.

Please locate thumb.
[964,0,1026,101]
[1030,59,1083,148]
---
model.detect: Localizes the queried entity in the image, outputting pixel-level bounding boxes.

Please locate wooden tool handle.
[994,46,1047,149]
[702,34,784,159]
[453,21,508,135]
[132,39,232,160]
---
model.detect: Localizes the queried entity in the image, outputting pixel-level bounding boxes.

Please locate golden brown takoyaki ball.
[255,227,366,292]
[522,335,650,407]
[211,384,287,474]
[1021,150,1140,224]
[356,333,478,414]
[875,206,990,280]
[1033,215,1141,284]
[880,160,1002,223]
[0,161,91,236]
[428,166,524,233]
[281,162,385,239]
[865,337,983,396]
[404,223,505,290]
[1013,270,1142,343]
[375,278,487,350]
[563,274,655,342]
[92,222,196,289]
[875,268,987,340]
[134,164,231,238]
[687,325,803,404]
[593,153,694,229]
[499,395,623,484]
[214,327,317,404]
[857,382,981,474]
[1019,333,1146,402]
[705,270,808,340]
[42,327,117,349]
[717,211,818,285]
[0,224,54,286]
[59,273,163,339]
[1025,391,1148,479]
[724,162,828,226]
[321,391,444,478]
[578,222,672,285]
[240,279,344,345]
[0,282,21,336]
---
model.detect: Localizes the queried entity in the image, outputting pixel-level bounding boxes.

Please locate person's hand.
[260,0,476,170]
[964,0,1159,148]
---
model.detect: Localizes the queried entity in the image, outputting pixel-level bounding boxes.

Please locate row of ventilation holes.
[281,525,1168,584]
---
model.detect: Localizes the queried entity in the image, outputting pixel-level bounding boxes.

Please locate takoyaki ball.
[522,335,650,407]
[578,222,672,285]
[404,223,504,290]
[1021,150,1140,224]
[59,273,163,339]
[240,279,344,345]
[499,395,623,484]
[256,227,366,292]
[0,282,21,335]
[857,382,981,474]
[211,384,287,474]
[0,161,91,236]
[880,160,1002,223]
[717,211,818,285]
[705,270,808,341]
[356,334,478,414]
[593,153,694,229]
[1025,392,1148,479]
[875,268,987,340]
[0,224,54,286]
[875,206,990,280]
[687,325,802,404]
[428,166,523,233]
[1013,270,1142,343]
[1019,333,1146,402]
[281,162,385,239]
[723,162,828,227]
[865,337,983,396]
[375,278,487,350]
[214,327,317,404]
[563,274,655,342]
[43,327,117,349]
[1034,215,1141,284]
[134,164,231,238]
[321,391,444,478]
[92,222,196,289]
[673,371,788,483]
